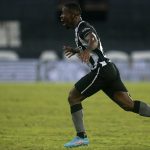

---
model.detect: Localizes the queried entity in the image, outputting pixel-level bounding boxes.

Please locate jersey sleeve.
[78,23,92,40]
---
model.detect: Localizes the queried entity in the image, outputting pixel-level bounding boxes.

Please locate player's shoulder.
[79,21,91,29]
[78,21,92,33]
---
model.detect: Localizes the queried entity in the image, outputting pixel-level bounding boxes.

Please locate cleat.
[64,136,89,148]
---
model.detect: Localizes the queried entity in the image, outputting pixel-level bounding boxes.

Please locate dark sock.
[71,104,82,113]
[133,100,140,113]
[77,132,87,138]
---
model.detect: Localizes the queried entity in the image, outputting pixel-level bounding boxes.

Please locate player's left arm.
[79,32,98,63]
[85,32,98,51]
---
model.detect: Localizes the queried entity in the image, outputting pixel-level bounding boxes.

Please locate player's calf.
[113,91,134,112]
[121,104,134,112]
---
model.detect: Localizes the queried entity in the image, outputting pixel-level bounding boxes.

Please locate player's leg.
[113,91,134,111]
[64,87,89,148]
[113,91,150,117]
[102,67,150,117]
[101,62,133,111]
[68,68,102,137]
[68,87,87,137]
[103,87,134,112]
[64,68,103,147]
[68,86,86,106]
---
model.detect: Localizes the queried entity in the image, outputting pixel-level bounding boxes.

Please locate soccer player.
[60,2,150,148]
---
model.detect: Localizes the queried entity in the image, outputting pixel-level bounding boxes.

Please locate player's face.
[60,7,75,29]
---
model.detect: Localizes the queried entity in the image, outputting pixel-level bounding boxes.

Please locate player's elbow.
[89,41,98,50]
[93,42,98,49]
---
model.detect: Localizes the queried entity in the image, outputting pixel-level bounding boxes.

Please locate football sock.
[71,104,86,136]
[77,132,87,138]
[133,100,150,117]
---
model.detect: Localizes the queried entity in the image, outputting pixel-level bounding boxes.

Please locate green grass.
[0,82,150,150]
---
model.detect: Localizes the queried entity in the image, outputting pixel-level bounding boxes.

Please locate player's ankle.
[133,100,150,117]
[133,100,140,113]
[77,132,87,138]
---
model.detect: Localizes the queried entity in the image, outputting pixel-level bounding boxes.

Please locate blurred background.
[0,0,150,82]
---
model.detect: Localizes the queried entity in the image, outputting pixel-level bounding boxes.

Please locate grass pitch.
[0,82,150,150]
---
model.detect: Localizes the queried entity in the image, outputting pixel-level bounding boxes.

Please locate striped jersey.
[75,20,110,70]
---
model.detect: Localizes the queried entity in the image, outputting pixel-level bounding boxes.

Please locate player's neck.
[74,17,82,28]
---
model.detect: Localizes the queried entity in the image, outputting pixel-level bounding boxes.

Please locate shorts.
[75,62,127,99]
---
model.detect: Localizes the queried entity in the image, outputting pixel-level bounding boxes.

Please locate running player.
[60,2,150,148]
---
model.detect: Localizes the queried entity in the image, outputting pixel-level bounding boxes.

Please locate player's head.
[60,3,82,29]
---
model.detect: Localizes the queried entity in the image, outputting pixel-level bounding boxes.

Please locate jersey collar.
[75,18,84,32]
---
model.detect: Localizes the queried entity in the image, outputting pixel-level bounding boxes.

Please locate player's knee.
[68,90,77,105]
[68,90,85,105]
[68,91,73,104]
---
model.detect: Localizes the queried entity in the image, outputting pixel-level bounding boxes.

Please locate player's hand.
[78,49,90,63]
[63,45,75,58]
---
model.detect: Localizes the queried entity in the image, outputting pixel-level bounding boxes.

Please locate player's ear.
[71,14,76,19]
[71,14,75,19]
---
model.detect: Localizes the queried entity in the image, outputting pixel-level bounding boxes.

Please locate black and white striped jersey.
[75,20,110,70]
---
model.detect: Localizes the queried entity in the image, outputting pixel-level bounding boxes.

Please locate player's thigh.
[75,68,104,97]
[102,79,134,110]
[102,74,127,98]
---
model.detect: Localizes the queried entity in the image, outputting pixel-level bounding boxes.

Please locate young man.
[60,2,150,148]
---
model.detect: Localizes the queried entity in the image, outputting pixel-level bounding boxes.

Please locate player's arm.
[63,45,81,58]
[79,32,98,63]
[84,32,98,51]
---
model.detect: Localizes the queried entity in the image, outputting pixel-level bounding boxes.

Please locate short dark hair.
[63,2,82,15]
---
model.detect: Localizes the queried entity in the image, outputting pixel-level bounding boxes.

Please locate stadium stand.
[106,50,130,80]
[0,50,19,61]
[0,59,38,81]
[130,51,150,81]
[106,50,129,62]
[0,50,150,82]
[39,50,59,61]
